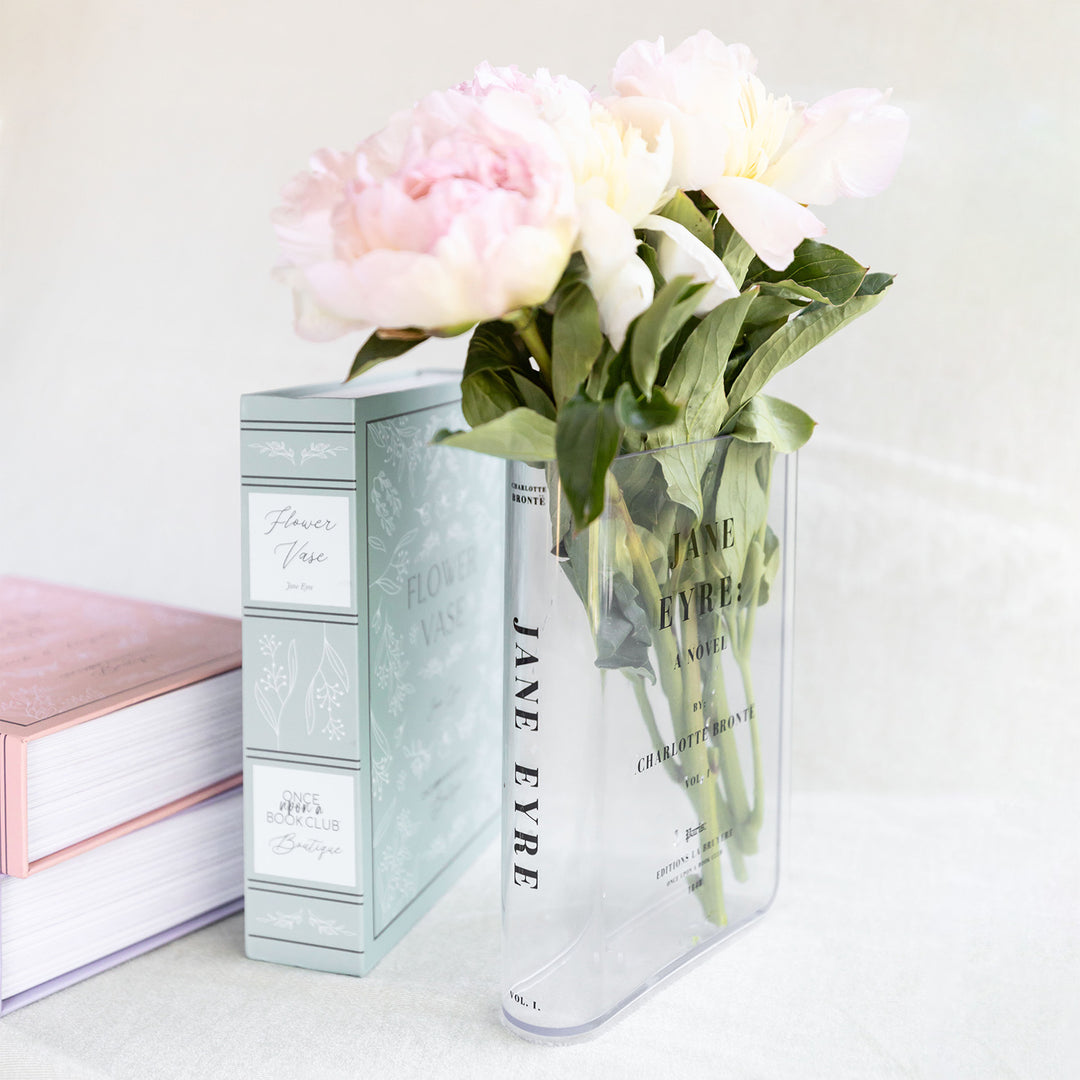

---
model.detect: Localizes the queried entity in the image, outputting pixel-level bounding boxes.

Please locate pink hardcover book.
[0,577,243,877]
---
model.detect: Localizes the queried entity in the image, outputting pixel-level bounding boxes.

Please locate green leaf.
[709,440,771,587]
[610,449,660,509]
[614,383,680,432]
[724,272,894,420]
[656,191,715,250]
[585,342,618,400]
[652,288,758,448]
[757,525,780,607]
[433,408,557,461]
[462,370,519,427]
[656,314,701,387]
[739,317,792,364]
[652,439,715,521]
[860,272,896,296]
[743,293,808,331]
[461,320,544,426]
[727,394,817,453]
[739,537,765,609]
[556,393,623,531]
[629,276,706,397]
[713,217,755,289]
[553,251,589,293]
[747,239,868,305]
[552,281,603,406]
[594,571,656,682]
[636,241,665,292]
[509,370,556,420]
[463,320,526,377]
[347,331,429,381]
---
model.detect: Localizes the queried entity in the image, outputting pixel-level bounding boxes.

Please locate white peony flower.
[609,31,909,270]
[463,64,673,347]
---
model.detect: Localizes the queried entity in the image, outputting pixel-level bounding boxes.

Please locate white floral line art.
[375,807,420,915]
[301,442,349,465]
[370,470,402,536]
[371,603,414,717]
[368,528,417,596]
[254,634,298,749]
[249,441,349,467]
[249,440,295,464]
[402,738,432,779]
[369,417,423,491]
[305,626,350,741]
[371,713,392,802]
[256,909,357,937]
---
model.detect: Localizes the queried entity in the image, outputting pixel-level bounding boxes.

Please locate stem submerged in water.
[608,479,729,925]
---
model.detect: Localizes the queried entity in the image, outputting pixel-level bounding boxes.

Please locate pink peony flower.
[272,89,578,341]
[460,63,674,348]
[609,31,909,270]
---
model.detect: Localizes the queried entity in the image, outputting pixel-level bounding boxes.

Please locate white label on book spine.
[251,764,357,887]
[247,492,352,608]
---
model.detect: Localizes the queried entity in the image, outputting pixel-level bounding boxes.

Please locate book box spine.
[241,404,370,975]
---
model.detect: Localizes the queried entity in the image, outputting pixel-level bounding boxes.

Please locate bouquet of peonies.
[273,29,907,529]
[273,32,908,933]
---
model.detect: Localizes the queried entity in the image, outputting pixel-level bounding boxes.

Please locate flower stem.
[609,478,729,925]
[628,674,683,786]
[734,448,774,839]
[509,309,552,386]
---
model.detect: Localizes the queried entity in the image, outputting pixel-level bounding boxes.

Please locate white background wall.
[2,1,1077,799]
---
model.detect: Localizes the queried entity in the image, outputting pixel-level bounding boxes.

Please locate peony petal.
[762,88,909,205]
[577,199,654,348]
[577,199,640,289]
[273,85,579,337]
[640,214,739,315]
[597,256,655,351]
[304,251,468,329]
[485,225,578,314]
[703,176,826,270]
[611,36,670,98]
[272,265,370,342]
[609,113,674,226]
[607,95,729,193]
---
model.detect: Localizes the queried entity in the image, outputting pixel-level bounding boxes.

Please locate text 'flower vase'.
[502,436,796,1041]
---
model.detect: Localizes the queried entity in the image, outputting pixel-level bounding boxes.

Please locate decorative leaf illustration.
[323,635,350,691]
[304,679,316,735]
[249,441,296,464]
[287,639,298,691]
[299,442,349,465]
[253,680,277,733]
[369,528,418,596]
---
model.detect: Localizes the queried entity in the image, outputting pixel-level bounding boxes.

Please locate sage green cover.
[241,371,503,975]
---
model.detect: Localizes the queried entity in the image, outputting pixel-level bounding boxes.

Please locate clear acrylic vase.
[502,436,796,1041]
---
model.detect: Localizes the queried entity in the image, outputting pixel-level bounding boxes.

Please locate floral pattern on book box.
[365,401,503,935]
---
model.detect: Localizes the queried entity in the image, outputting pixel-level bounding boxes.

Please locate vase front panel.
[502,441,795,1040]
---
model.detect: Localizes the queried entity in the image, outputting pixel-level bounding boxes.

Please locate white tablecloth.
[3,792,1076,1080]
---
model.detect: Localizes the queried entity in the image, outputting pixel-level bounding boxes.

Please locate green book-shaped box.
[240,370,503,975]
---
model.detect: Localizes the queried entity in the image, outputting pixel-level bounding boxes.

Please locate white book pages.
[1,789,242,998]
[26,670,241,861]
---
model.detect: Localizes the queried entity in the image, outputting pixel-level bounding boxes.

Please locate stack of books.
[0,577,244,1014]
